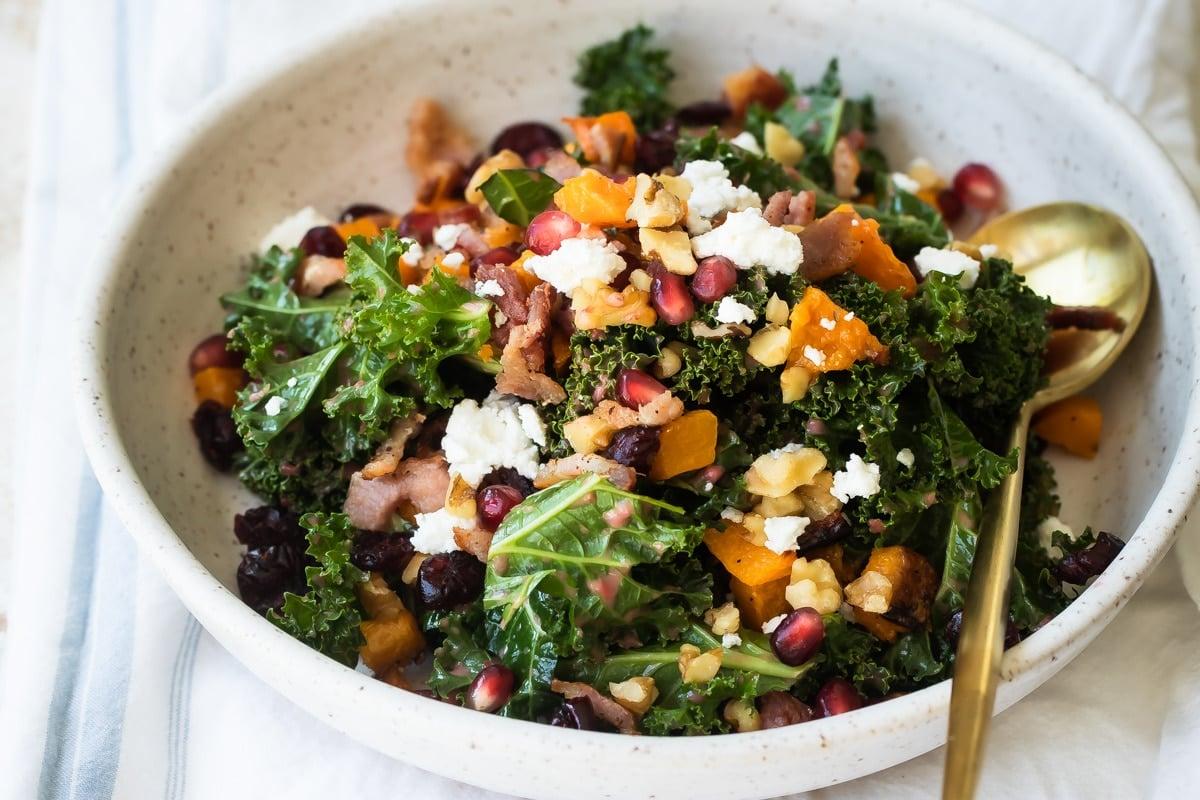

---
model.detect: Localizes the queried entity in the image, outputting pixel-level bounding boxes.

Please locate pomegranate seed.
[189,333,242,376]
[299,225,346,258]
[477,484,524,531]
[769,608,825,666]
[398,210,439,245]
[815,678,864,717]
[649,264,695,324]
[525,210,581,255]
[616,368,667,409]
[1053,532,1125,585]
[936,188,964,223]
[438,204,483,226]
[952,163,1004,212]
[473,246,519,269]
[690,256,738,303]
[467,664,515,713]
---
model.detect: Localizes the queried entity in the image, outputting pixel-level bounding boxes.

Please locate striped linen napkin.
[2,1,1197,798]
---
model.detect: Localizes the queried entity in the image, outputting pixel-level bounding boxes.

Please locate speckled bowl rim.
[75,0,1200,793]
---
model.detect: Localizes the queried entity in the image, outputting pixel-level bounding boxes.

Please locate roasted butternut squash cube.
[649,410,718,480]
[704,524,795,586]
[1033,395,1102,459]
[848,546,937,640]
[731,574,791,630]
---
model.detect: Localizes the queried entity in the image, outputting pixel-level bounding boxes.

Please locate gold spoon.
[941,203,1151,799]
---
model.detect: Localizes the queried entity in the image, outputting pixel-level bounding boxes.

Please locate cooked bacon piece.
[361,414,426,480]
[591,392,684,430]
[534,454,636,491]
[455,226,491,258]
[1046,305,1125,332]
[344,456,450,530]
[785,190,816,226]
[797,211,862,282]
[763,190,794,227]
[453,526,494,562]
[406,98,476,201]
[550,680,638,734]
[294,255,347,297]
[475,262,529,325]
[832,136,861,199]
[495,284,567,404]
[539,149,584,183]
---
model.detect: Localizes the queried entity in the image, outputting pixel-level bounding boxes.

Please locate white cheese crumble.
[406,284,422,295]
[493,309,509,327]
[896,448,915,468]
[721,633,743,649]
[890,171,922,194]
[516,403,548,447]
[690,208,804,275]
[802,345,826,367]
[979,243,1000,259]
[258,206,331,253]
[433,223,470,251]
[442,394,544,486]
[761,614,787,635]
[524,236,627,297]
[263,396,287,417]
[411,508,463,555]
[286,377,298,388]
[1037,515,1078,558]
[441,252,465,268]
[714,296,757,325]
[843,311,855,321]
[720,507,746,523]
[678,159,762,234]
[400,237,424,266]
[730,131,763,156]
[475,279,505,298]
[831,454,881,503]
[818,316,837,330]
[763,515,811,554]
[914,246,981,289]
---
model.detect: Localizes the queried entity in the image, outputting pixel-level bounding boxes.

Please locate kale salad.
[187,27,1124,734]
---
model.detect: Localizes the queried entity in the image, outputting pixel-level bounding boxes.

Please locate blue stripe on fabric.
[164,619,201,800]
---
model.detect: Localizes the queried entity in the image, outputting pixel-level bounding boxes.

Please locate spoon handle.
[942,403,1033,800]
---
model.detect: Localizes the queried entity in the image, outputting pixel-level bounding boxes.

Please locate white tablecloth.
[3,1,1198,798]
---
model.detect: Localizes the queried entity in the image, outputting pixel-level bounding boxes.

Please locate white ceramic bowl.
[76,1,1200,797]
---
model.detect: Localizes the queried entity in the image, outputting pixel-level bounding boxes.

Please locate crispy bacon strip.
[361,414,426,479]
[534,454,636,491]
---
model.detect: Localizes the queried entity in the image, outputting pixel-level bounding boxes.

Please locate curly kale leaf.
[427,606,492,700]
[575,24,675,130]
[675,128,795,198]
[269,512,365,666]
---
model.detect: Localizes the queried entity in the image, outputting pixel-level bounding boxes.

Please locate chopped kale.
[575,24,676,129]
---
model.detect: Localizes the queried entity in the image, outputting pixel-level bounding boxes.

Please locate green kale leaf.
[575,24,675,130]
[479,169,562,226]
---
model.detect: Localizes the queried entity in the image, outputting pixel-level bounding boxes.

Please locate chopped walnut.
[608,676,659,715]
[443,473,476,519]
[626,174,685,228]
[563,414,616,455]
[745,446,827,498]
[845,569,893,614]
[679,645,723,684]
[780,365,813,402]
[723,698,762,732]
[795,471,843,520]
[704,602,741,636]
[785,557,842,615]
[747,325,792,367]
[572,279,657,330]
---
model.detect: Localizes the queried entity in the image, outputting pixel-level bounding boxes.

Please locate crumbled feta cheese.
[730,131,763,156]
[1038,515,1077,558]
[475,279,505,298]
[411,508,463,555]
[720,507,745,523]
[493,309,509,326]
[979,243,1000,259]
[802,345,826,367]
[258,206,331,253]
[843,311,855,321]
[286,377,298,388]
[263,396,287,417]
[678,160,762,234]
[690,208,804,275]
[406,284,422,295]
[441,252,465,268]
[400,237,424,266]
[442,394,544,486]
[896,448,915,468]
[818,317,837,330]
[831,454,881,503]
[914,246,981,289]
[433,223,470,251]
[761,614,787,635]
[715,296,757,325]
[890,171,922,194]
[721,633,743,649]
[764,515,811,554]
[524,236,627,297]
[516,403,547,447]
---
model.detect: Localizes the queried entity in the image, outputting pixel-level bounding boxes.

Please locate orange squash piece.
[787,286,887,373]
[550,329,571,373]
[357,573,426,672]
[848,546,938,643]
[722,65,788,118]
[193,366,246,409]
[484,220,523,249]
[704,524,796,586]
[649,410,718,480]
[827,203,916,297]
[563,111,638,166]
[553,170,637,228]
[334,216,383,242]
[1034,395,1102,458]
[731,575,791,630]
[854,611,910,643]
[509,251,544,293]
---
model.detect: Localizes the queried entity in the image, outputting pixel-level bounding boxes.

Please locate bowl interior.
[83,1,1200,797]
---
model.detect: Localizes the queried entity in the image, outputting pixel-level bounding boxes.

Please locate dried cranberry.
[1053,532,1125,585]
[549,697,601,730]
[298,225,346,258]
[769,608,825,666]
[234,505,303,549]
[649,264,695,325]
[473,246,519,269]
[191,400,243,471]
[952,163,1004,211]
[602,426,661,473]
[467,664,515,712]
[398,210,439,245]
[944,609,1021,650]
[477,485,524,531]
[936,188,964,224]
[758,691,815,728]
[814,678,864,717]
[188,333,242,376]
[350,530,415,576]
[490,122,564,159]
[338,203,392,222]
[237,543,306,615]
[690,256,738,303]
[416,551,485,610]
[795,512,852,553]
[674,99,732,127]
[525,210,581,255]
[615,368,667,409]
[635,125,679,174]
[478,466,534,497]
